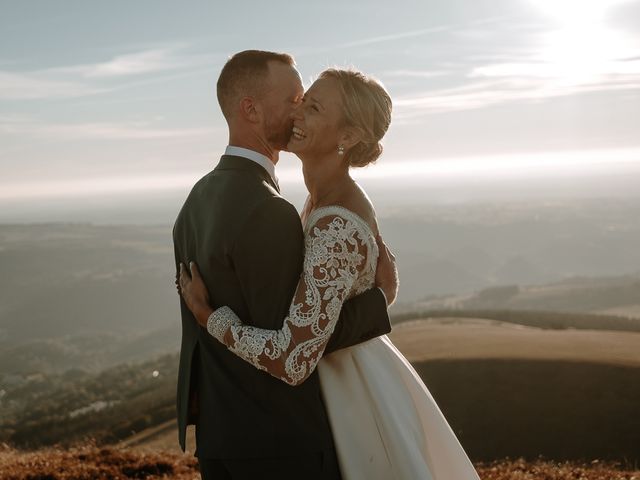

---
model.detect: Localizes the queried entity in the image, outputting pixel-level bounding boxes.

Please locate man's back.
[173,155,336,458]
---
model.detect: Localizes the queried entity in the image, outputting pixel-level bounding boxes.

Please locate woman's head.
[288,68,392,168]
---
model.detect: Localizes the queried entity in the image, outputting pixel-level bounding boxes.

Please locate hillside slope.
[121,318,640,461]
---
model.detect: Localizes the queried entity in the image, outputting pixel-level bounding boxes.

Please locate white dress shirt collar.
[225,145,277,185]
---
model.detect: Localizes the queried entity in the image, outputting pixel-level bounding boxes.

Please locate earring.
[338,145,345,156]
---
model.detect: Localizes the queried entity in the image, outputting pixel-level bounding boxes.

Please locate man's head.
[217,50,304,154]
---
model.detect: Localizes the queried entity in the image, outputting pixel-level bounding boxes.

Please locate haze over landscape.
[1,0,640,477]
[1,0,639,222]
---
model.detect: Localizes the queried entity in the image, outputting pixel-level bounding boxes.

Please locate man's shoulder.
[195,164,279,196]
[248,195,300,223]
[231,196,303,248]
[177,168,298,227]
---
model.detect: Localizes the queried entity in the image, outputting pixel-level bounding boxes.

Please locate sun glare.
[527,0,638,85]
[530,0,632,24]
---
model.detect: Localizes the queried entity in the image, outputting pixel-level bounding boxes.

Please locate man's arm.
[324,287,390,354]
[325,235,398,354]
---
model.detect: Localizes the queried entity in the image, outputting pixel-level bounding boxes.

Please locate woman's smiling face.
[287,77,345,159]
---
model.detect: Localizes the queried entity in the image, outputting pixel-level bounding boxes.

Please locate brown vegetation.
[475,458,640,479]
[388,317,640,365]
[1,444,638,480]
[387,319,640,463]
[0,443,198,480]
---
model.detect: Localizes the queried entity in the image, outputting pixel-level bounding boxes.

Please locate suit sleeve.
[324,286,391,355]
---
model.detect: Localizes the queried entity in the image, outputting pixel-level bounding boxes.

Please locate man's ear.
[239,96,261,123]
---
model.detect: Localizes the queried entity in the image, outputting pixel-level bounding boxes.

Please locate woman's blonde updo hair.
[319,68,392,168]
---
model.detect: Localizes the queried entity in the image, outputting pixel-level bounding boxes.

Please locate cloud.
[383,69,452,79]
[292,25,452,57]
[0,118,216,140]
[0,44,217,101]
[393,20,640,119]
[47,45,205,79]
[0,71,107,100]
[337,26,450,49]
[394,75,640,119]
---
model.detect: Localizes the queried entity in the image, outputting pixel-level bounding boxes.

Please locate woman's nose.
[290,103,303,120]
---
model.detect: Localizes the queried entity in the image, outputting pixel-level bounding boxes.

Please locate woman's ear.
[338,126,363,150]
[239,96,261,123]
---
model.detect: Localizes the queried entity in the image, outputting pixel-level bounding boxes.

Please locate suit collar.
[216,155,280,192]
[224,146,277,184]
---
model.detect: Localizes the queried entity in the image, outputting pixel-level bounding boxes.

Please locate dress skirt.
[318,335,481,480]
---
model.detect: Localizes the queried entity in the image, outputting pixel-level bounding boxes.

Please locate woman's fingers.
[179,263,192,292]
[376,234,396,262]
[386,243,396,261]
[178,261,212,325]
[189,261,202,281]
[375,234,399,306]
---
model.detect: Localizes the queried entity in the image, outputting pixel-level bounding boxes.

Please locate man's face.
[261,62,304,152]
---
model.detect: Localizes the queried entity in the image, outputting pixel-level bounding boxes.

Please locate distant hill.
[390,318,640,462]
[107,317,640,463]
[0,223,178,344]
[2,197,640,348]
[0,217,636,378]
[0,352,178,449]
[390,317,640,365]
[397,274,640,317]
[391,308,640,333]
[380,198,640,301]
[0,324,180,375]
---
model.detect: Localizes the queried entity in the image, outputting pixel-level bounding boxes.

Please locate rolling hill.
[116,317,640,462]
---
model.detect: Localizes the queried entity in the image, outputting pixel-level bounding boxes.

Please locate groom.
[173,50,398,480]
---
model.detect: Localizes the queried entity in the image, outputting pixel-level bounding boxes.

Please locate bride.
[178,68,480,480]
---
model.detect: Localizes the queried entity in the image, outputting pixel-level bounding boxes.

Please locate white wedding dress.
[207,206,480,479]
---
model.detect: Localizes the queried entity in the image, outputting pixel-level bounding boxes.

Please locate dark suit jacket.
[173,154,391,459]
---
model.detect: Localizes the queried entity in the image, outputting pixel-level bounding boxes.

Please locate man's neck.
[228,132,279,165]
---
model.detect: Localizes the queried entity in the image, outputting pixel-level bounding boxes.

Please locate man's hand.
[375,235,398,306]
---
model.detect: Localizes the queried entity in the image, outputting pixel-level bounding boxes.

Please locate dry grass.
[389,317,640,366]
[1,444,639,480]
[0,443,199,480]
[474,458,640,480]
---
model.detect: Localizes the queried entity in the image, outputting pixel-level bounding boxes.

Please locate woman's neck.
[302,155,352,208]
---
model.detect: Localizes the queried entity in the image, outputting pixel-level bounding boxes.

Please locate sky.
[1,0,640,223]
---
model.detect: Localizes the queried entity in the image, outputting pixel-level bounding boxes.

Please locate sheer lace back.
[207,205,379,386]
[304,205,378,300]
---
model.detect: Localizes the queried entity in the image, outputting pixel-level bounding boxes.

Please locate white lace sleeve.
[206,213,368,386]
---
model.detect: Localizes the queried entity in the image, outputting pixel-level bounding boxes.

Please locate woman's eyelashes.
[301,97,320,112]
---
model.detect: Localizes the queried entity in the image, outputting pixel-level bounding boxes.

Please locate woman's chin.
[287,138,305,154]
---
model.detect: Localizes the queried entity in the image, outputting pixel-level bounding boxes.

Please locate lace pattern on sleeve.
[206,210,374,386]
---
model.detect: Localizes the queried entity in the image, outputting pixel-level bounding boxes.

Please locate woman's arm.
[179,213,368,386]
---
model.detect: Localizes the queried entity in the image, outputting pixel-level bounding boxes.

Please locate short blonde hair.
[319,68,392,167]
[217,50,295,121]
